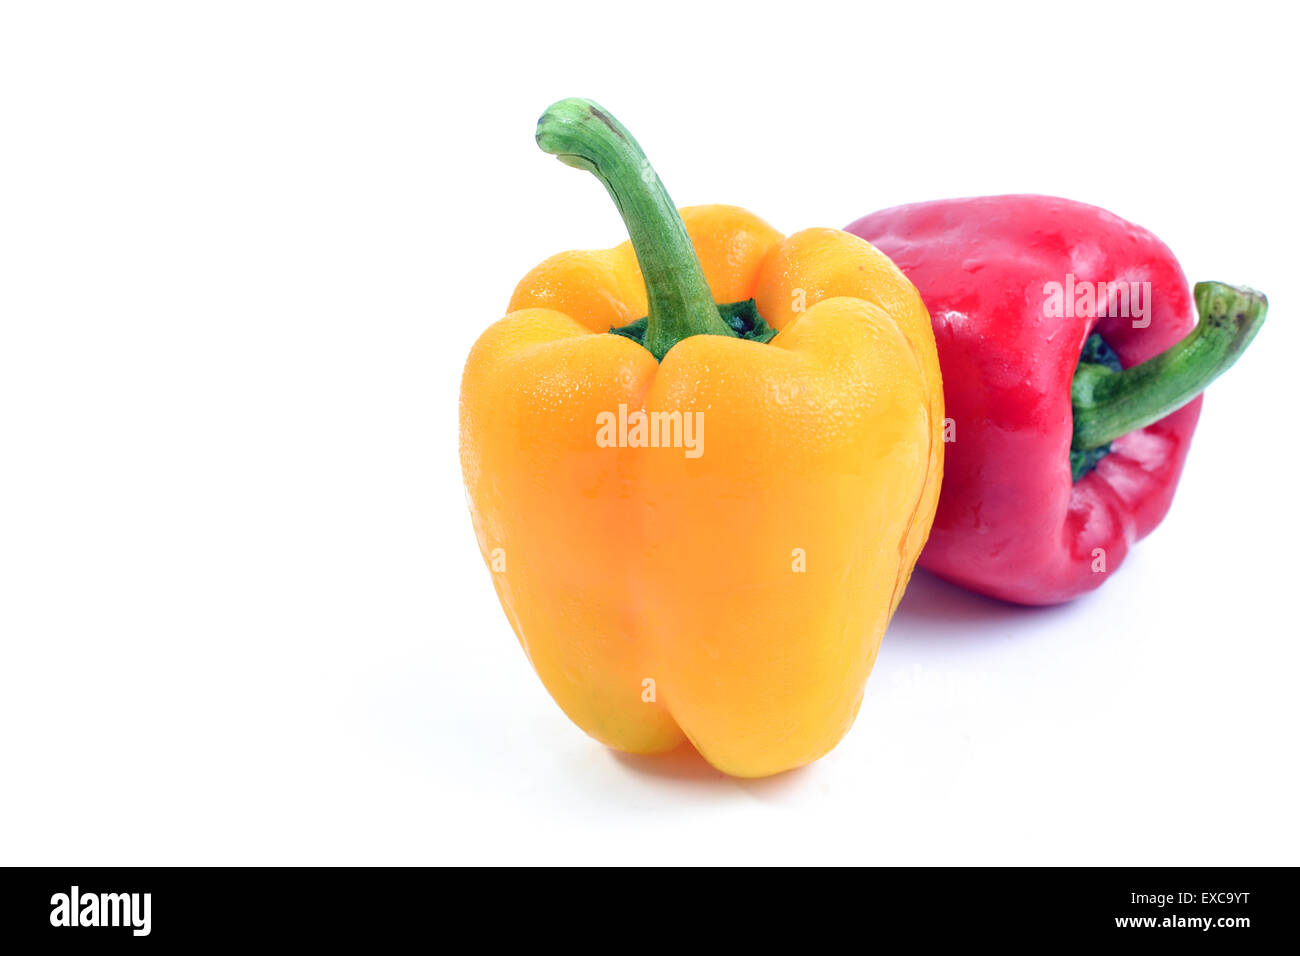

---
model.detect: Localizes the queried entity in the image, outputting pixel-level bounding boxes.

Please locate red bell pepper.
[847,196,1266,605]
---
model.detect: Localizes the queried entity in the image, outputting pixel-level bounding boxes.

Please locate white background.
[2,2,1296,865]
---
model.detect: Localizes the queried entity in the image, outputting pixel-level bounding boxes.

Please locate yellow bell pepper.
[460,99,944,777]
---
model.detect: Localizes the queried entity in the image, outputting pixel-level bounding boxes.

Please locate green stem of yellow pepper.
[535,98,730,361]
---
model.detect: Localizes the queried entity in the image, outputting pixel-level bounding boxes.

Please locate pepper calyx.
[611,299,778,349]
[1070,333,1123,481]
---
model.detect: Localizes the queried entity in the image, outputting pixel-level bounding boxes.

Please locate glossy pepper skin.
[461,100,943,777]
[847,196,1266,605]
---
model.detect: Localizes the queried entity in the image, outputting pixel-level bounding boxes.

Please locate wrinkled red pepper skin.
[847,196,1199,605]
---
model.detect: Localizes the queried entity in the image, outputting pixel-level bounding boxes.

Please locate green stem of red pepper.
[1071,281,1267,452]
[535,98,730,361]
